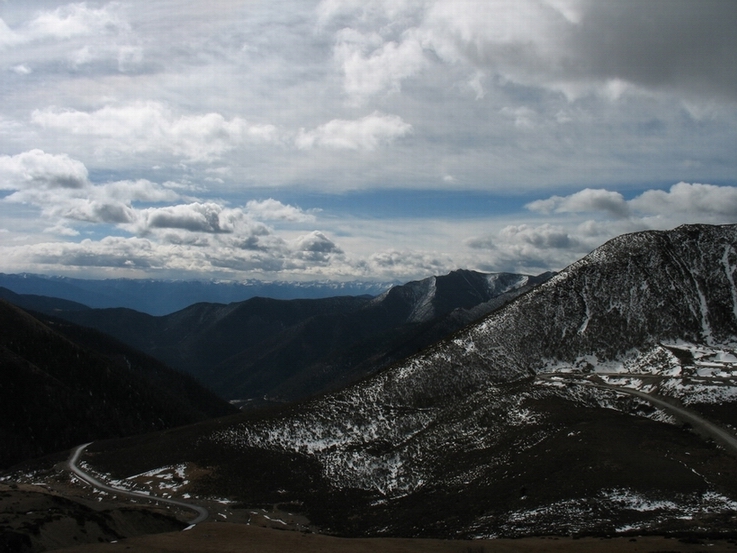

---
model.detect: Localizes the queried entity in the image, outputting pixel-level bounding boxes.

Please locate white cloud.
[0,2,143,73]
[0,148,353,278]
[0,149,89,190]
[527,183,737,222]
[498,223,584,250]
[631,182,737,219]
[526,188,630,218]
[101,179,182,204]
[335,28,427,102]
[292,231,343,263]
[32,104,411,161]
[500,106,537,129]
[366,249,454,279]
[246,199,316,223]
[1,3,129,48]
[32,102,281,162]
[466,223,591,273]
[0,3,735,283]
[26,2,128,41]
[11,64,32,75]
[296,112,412,150]
[134,203,236,235]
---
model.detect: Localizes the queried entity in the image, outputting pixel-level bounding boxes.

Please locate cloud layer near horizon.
[0,1,735,281]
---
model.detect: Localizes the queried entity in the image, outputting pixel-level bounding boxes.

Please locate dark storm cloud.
[575,0,737,100]
[145,204,232,234]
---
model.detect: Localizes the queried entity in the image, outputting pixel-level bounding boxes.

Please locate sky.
[0,0,736,283]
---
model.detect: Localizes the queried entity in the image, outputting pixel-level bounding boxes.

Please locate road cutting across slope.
[67,443,208,525]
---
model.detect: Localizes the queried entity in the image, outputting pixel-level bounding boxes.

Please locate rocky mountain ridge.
[46,269,550,403]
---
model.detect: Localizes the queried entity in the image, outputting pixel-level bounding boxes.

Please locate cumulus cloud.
[20,236,159,271]
[467,223,587,256]
[0,151,191,231]
[334,28,428,102]
[292,231,343,263]
[61,199,136,225]
[465,223,594,274]
[1,3,735,282]
[528,183,737,221]
[0,149,89,190]
[526,188,630,218]
[136,203,235,235]
[498,223,585,250]
[245,199,317,223]
[0,148,353,278]
[32,104,411,160]
[367,249,454,279]
[1,227,347,278]
[32,102,281,162]
[296,112,412,150]
[631,182,737,219]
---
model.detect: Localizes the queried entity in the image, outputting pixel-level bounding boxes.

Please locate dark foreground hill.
[0,300,236,469]
[50,270,550,403]
[80,224,737,539]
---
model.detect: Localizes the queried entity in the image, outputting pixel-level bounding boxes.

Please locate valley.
[3,224,737,551]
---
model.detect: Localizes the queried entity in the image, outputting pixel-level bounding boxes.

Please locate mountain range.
[0,273,393,315]
[3,223,737,549]
[15,269,551,404]
[74,223,737,539]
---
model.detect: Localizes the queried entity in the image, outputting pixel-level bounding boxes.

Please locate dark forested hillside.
[0,300,235,469]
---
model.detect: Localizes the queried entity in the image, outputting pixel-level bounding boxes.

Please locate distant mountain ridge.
[31,269,552,403]
[0,273,394,315]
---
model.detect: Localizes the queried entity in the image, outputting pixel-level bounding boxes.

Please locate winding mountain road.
[539,373,737,456]
[67,443,208,525]
[597,382,737,455]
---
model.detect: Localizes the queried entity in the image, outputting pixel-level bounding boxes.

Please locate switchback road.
[67,443,208,525]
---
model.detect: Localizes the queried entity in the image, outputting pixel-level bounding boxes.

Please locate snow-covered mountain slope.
[371,269,547,324]
[201,224,737,537]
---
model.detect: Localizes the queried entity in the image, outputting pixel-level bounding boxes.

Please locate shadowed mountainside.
[47,270,551,403]
[0,300,236,469]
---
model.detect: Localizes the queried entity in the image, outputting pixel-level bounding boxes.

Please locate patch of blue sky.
[252,189,539,221]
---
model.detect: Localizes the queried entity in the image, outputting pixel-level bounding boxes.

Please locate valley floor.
[48,522,737,553]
